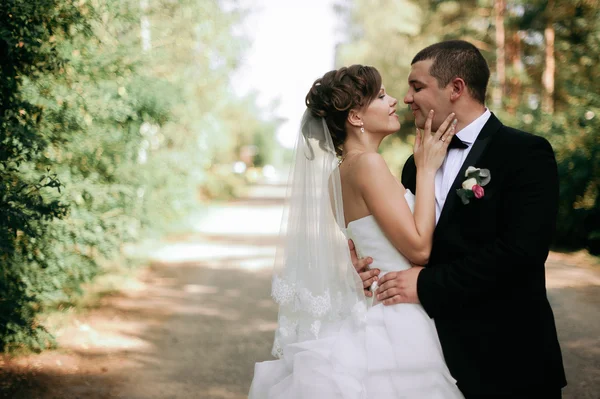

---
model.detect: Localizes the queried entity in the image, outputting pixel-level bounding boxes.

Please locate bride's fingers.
[440,119,458,146]
[414,128,422,150]
[432,112,456,141]
[424,110,434,137]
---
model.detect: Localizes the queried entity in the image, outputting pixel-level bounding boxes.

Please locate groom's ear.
[449,77,467,101]
[347,109,362,128]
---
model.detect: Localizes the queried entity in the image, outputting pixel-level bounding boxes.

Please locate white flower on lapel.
[462,177,478,190]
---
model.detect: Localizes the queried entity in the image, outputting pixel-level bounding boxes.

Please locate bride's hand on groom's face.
[414,110,457,173]
[348,239,378,297]
[375,266,424,305]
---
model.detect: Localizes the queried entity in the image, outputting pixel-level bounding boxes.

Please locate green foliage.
[1,0,87,351]
[498,0,600,252]
[337,0,600,252]
[0,0,276,351]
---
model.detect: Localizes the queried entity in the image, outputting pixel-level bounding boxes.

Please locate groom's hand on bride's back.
[348,239,378,297]
[375,266,424,305]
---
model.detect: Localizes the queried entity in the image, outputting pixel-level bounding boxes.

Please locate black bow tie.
[448,135,469,150]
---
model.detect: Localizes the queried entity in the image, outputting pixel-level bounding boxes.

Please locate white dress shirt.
[435,109,491,224]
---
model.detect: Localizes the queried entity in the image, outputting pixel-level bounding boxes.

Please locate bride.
[249,65,464,398]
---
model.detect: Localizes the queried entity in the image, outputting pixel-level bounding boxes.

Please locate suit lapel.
[434,113,503,235]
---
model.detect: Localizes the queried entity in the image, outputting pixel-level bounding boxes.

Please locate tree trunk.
[508,30,524,115]
[140,0,151,52]
[493,0,506,110]
[542,6,555,114]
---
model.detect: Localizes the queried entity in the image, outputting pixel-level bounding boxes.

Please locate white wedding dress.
[249,190,464,399]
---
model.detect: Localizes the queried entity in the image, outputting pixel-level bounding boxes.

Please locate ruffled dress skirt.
[248,301,464,399]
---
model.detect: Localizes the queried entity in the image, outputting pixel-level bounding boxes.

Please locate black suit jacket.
[401,113,567,395]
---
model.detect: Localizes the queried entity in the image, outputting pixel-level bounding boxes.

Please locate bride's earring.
[360,123,365,134]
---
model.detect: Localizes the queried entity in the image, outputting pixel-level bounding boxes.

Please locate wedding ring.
[441,137,445,142]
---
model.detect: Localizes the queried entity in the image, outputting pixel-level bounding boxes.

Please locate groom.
[351,40,566,398]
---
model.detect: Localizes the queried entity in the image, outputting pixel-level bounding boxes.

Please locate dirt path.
[1,184,599,398]
[544,252,600,398]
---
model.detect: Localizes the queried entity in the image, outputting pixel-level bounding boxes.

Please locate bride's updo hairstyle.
[304,65,382,157]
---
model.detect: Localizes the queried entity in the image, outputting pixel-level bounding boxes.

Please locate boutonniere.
[456,166,491,205]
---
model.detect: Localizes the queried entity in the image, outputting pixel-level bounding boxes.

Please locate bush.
[0,0,272,352]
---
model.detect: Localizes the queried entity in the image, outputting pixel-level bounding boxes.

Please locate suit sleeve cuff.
[417,266,440,319]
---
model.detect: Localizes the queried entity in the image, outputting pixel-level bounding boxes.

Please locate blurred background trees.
[336,0,600,253]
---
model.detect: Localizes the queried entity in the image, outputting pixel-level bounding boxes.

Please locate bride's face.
[361,86,400,135]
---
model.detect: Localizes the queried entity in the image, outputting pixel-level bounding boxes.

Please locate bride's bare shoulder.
[354,151,385,165]
[351,152,395,186]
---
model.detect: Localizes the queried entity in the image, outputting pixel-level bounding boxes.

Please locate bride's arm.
[355,112,456,265]
[355,154,435,265]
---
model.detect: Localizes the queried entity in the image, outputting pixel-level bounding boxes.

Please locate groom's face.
[404,59,453,131]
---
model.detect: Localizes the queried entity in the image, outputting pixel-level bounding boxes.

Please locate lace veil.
[270,109,367,358]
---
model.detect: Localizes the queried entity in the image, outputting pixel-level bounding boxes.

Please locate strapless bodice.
[344,189,415,275]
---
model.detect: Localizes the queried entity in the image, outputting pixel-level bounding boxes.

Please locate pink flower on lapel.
[472,185,485,199]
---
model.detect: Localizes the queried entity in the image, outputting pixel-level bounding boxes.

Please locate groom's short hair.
[412,40,490,104]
